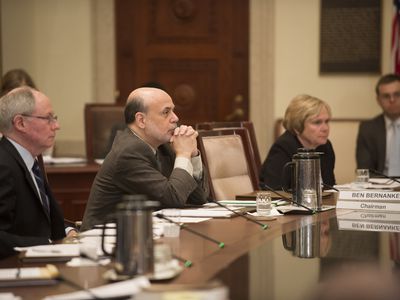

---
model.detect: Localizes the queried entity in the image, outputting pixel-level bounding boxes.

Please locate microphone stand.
[369,169,400,185]
[209,199,268,230]
[259,183,316,214]
[155,214,225,248]
[322,183,339,192]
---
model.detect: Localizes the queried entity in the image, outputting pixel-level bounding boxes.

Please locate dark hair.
[142,81,165,91]
[124,96,146,124]
[0,69,36,97]
[375,74,400,95]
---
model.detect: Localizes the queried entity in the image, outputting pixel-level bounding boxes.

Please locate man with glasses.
[356,74,400,176]
[0,86,74,258]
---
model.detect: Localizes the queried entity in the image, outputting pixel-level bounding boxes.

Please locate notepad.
[15,244,80,262]
[0,265,59,287]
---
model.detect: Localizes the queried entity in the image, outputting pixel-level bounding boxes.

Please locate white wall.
[251,0,392,158]
[1,0,393,158]
[1,0,95,155]
[274,0,388,119]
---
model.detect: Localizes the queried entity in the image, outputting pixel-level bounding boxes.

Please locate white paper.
[15,244,80,258]
[94,159,104,165]
[0,268,42,280]
[154,207,242,218]
[247,208,282,217]
[219,200,256,206]
[0,293,21,300]
[43,156,87,165]
[43,276,150,300]
[335,178,400,191]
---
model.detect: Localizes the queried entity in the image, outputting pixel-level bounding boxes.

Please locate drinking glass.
[354,169,369,189]
[256,192,272,216]
[162,209,181,238]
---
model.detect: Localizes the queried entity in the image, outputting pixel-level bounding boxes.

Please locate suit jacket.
[259,130,336,190]
[0,138,65,258]
[81,128,210,230]
[356,114,386,173]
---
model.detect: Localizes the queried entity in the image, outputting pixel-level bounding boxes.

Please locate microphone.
[369,169,400,185]
[259,183,315,214]
[173,254,193,268]
[155,213,225,248]
[209,199,268,230]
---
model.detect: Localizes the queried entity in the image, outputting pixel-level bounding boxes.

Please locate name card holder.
[337,211,400,233]
[337,190,400,212]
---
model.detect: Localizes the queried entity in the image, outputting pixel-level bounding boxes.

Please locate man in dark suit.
[81,87,209,230]
[0,87,74,258]
[356,74,400,176]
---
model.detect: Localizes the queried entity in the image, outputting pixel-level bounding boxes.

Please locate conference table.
[0,195,399,300]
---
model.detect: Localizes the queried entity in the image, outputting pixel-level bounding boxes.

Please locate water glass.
[256,191,272,216]
[354,169,369,188]
[162,209,181,238]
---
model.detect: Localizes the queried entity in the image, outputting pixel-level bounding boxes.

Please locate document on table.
[43,276,150,300]
[14,244,81,262]
[335,178,400,191]
[156,206,246,218]
[43,156,87,165]
[0,265,59,287]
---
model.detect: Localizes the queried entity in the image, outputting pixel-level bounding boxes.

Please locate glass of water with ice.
[256,191,272,216]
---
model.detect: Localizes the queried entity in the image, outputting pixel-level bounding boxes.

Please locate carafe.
[101,195,159,276]
[282,148,323,211]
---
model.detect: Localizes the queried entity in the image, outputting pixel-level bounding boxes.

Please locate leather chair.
[197,128,259,201]
[195,121,262,173]
[84,103,125,163]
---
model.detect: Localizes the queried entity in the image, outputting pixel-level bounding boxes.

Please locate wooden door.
[115,0,249,125]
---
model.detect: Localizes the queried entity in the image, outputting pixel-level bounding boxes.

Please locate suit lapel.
[0,138,50,221]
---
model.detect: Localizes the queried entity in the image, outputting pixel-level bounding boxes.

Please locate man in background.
[356,74,400,176]
[0,87,74,258]
[81,87,209,230]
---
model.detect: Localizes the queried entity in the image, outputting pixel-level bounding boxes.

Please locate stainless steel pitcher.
[102,195,159,276]
[282,221,321,258]
[283,148,323,211]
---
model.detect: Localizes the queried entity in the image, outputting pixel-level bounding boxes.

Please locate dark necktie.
[32,160,50,216]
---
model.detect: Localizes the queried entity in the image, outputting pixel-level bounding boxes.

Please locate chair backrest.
[84,103,125,162]
[197,128,259,201]
[195,121,262,173]
[274,118,365,184]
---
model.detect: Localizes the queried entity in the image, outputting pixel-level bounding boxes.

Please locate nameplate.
[337,190,400,212]
[338,220,400,233]
[337,211,400,232]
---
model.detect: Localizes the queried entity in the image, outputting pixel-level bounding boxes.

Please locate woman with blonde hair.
[259,94,336,189]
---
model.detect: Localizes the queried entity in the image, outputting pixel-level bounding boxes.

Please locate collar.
[6,137,36,169]
[384,115,400,128]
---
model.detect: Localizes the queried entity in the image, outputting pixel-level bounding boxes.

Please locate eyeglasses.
[21,114,58,124]
[379,92,400,102]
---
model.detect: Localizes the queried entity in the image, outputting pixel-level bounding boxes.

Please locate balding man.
[81,88,209,230]
[0,87,71,258]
